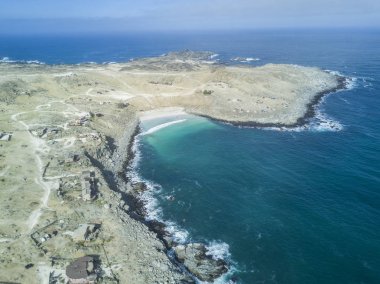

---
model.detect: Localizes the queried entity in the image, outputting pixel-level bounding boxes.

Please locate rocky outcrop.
[174,243,228,282]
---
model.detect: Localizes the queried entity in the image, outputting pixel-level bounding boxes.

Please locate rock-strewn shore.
[195,75,348,128]
[89,119,229,282]
[0,51,347,283]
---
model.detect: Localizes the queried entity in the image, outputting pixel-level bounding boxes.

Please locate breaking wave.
[127,133,234,283]
[263,111,343,133]
[0,56,45,64]
[210,53,219,60]
[141,119,187,135]
[231,57,260,63]
[206,241,231,261]
[262,72,358,133]
[326,70,358,90]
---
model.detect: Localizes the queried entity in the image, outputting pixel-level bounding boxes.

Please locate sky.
[0,0,379,34]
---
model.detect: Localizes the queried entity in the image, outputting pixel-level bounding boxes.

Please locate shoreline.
[0,51,350,283]
[115,74,349,282]
[138,107,187,121]
[193,75,348,129]
[120,125,230,282]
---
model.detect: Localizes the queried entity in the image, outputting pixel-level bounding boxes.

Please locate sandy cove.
[0,51,348,283]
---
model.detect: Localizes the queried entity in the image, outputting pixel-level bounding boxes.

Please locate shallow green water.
[134,31,380,284]
[2,28,379,284]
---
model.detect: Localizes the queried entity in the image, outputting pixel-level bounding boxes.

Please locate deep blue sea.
[2,30,379,283]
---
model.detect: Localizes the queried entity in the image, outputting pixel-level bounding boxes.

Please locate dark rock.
[174,243,228,282]
[133,182,148,194]
[25,263,34,269]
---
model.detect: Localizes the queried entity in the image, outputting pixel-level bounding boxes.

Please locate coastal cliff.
[0,51,346,283]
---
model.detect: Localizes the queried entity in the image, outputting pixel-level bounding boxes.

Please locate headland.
[0,51,347,283]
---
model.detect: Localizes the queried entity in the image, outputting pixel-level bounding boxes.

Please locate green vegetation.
[203,89,214,95]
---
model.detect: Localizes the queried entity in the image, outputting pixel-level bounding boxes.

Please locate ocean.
[1,29,379,283]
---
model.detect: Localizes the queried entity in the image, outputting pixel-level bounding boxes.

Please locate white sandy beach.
[138,107,187,121]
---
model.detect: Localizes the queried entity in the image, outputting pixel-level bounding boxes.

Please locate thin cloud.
[0,0,379,33]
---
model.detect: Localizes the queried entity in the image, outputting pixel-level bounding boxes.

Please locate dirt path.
[9,100,78,232]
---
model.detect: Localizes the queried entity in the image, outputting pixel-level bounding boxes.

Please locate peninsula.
[0,51,345,283]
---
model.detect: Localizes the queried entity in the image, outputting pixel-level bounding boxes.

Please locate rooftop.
[66,256,95,280]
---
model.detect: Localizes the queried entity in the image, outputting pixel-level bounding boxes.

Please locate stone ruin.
[30,220,61,254]
[32,127,61,139]
[64,153,81,164]
[72,223,101,242]
[81,171,97,201]
[66,256,98,284]
[69,113,91,126]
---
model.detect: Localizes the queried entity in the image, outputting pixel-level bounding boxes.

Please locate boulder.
[174,243,228,282]
[133,182,148,194]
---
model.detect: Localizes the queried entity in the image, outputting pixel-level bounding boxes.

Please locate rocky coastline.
[87,118,229,282]
[194,74,348,129]
[0,51,349,283]
[98,74,349,282]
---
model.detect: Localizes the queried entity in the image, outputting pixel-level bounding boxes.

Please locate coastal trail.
[10,100,81,232]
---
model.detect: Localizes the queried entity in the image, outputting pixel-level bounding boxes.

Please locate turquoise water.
[1,30,379,283]
[133,33,380,283]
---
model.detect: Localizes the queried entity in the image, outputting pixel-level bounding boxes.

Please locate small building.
[66,256,97,284]
[81,171,97,201]
[37,127,61,138]
[65,153,81,164]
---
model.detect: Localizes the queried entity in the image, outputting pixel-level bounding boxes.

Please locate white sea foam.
[206,241,231,260]
[128,135,170,221]
[312,111,344,131]
[165,221,190,243]
[128,132,234,283]
[128,67,357,283]
[245,57,260,62]
[0,57,45,64]
[139,183,162,220]
[231,57,260,63]
[128,134,143,170]
[130,169,190,242]
[0,57,15,63]
[325,69,342,76]
[142,119,187,135]
[128,142,190,241]
[263,110,343,133]
[204,243,235,284]
[26,60,44,64]
[325,69,358,90]
[210,53,219,59]
[208,266,240,284]
[348,75,374,89]
[345,76,358,90]
[262,69,360,133]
